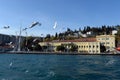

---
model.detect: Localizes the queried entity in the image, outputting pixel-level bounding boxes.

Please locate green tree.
[21,36,34,51]
[21,37,43,51]
[33,44,42,51]
[70,44,78,52]
[100,44,106,52]
[55,33,58,39]
[56,45,66,52]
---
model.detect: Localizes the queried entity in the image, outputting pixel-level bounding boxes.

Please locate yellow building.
[76,42,100,54]
[96,35,115,51]
[39,35,115,54]
[39,38,101,54]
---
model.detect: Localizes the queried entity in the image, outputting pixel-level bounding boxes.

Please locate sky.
[0,0,120,36]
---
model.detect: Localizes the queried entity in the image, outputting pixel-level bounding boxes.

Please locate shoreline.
[1,51,120,55]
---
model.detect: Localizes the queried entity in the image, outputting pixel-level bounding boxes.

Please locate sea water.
[0,54,120,80]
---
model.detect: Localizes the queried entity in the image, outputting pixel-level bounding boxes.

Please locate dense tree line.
[81,25,116,35]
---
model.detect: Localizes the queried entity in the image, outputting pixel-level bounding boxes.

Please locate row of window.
[98,38,115,41]
[79,50,99,53]
[89,50,99,53]
[78,45,99,48]
[101,42,114,45]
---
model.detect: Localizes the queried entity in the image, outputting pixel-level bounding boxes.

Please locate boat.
[116,47,120,51]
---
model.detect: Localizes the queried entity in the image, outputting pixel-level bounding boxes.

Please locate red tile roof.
[53,38,96,42]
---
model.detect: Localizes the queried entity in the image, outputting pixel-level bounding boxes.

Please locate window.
[96,45,99,48]
[106,46,110,49]
[106,38,109,40]
[102,38,105,40]
[101,42,105,45]
[89,45,91,48]
[98,38,100,40]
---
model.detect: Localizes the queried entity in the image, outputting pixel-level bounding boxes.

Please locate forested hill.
[44,25,120,41]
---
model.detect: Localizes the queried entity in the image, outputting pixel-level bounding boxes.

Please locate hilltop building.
[112,30,117,35]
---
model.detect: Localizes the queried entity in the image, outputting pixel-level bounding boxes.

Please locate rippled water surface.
[0,54,120,80]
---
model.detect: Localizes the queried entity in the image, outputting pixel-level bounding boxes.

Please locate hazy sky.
[0,0,120,36]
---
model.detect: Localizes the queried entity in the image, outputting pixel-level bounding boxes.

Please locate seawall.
[2,51,120,55]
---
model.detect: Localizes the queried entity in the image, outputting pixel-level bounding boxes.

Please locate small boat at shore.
[116,47,120,51]
[115,47,120,54]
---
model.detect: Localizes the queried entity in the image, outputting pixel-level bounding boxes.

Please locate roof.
[59,38,96,42]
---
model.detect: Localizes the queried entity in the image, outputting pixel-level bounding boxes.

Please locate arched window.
[89,45,91,48]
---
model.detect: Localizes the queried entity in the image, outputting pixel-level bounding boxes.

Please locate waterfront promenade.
[2,51,120,55]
